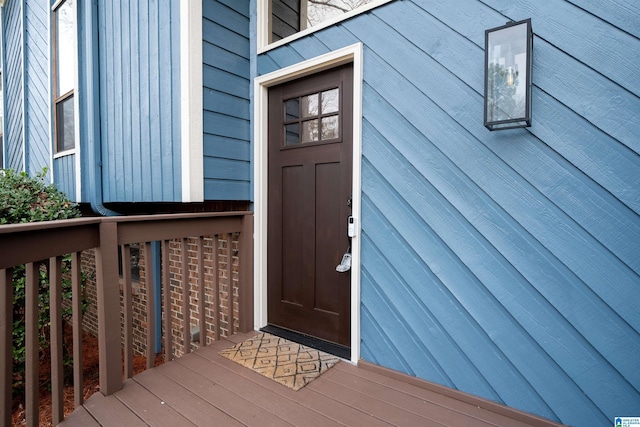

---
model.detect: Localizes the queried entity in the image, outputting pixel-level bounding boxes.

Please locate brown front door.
[267,64,353,347]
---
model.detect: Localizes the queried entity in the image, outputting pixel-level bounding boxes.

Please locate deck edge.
[357,360,566,427]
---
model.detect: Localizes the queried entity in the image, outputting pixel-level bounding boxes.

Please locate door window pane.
[285,98,299,121]
[302,119,319,142]
[321,116,339,140]
[301,94,318,118]
[321,89,339,114]
[285,123,300,145]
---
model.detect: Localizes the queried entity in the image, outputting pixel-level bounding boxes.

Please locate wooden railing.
[0,212,254,426]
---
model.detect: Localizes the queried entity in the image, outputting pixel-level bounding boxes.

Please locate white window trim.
[253,43,364,364]
[258,0,394,54]
[180,0,204,202]
[51,0,81,198]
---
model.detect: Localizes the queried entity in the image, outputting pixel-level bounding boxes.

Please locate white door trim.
[253,43,363,364]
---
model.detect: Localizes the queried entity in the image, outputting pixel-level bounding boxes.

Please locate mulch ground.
[11,325,164,426]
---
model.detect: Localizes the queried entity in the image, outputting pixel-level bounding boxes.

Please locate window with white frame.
[265,0,393,48]
[53,0,76,153]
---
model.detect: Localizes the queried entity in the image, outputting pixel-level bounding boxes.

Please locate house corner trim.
[180,0,203,203]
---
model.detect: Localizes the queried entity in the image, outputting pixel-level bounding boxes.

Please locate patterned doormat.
[219,332,341,391]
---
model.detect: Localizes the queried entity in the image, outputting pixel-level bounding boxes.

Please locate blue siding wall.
[257,1,640,426]
[97,0,181,202]
[53,153,75,201]
[3,0,24,171]
[23,0,50,177]
[202,0,251,200]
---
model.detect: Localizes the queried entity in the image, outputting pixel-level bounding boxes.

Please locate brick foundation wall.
[76,235,240,358]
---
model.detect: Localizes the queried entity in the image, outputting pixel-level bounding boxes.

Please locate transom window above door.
[262,0,394,50]
[283,88,340,146]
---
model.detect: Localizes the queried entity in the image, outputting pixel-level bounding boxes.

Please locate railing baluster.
[162,240,172,362]
[71,252,83,408]
[122,245,133,379]
[197,237,205,347]
[50,256,64,424]
[213,235,220,341]
[145,241,155,369]
[0,268,13,427]
[25,262,39,427]
[181,238,191,354]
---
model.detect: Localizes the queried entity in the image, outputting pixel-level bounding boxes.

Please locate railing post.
[95,222,123,395]
[0,268,13,427]
[238,214,254,333]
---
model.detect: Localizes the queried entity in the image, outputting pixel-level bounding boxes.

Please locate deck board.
[112,380,196,426]
[195,342,390,426]
[83,392,147,427]
[58,406,100,426]
[133,368,246,426]
[59,332,564,427]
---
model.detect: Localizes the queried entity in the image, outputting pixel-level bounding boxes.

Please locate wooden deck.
[59,332,561,427]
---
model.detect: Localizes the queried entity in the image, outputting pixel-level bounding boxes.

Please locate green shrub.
[0,168,85,396]
[0,168,80,224]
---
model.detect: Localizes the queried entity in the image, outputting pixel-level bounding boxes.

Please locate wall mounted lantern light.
[484,18,533,131]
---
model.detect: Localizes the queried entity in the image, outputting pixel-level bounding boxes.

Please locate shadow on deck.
[60,332,562,427]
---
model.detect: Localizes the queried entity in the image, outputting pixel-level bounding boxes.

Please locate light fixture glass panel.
[484,19,532,130]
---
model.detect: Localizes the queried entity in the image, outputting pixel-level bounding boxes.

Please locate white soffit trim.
[254,43,364,364]
[180,0,204,203]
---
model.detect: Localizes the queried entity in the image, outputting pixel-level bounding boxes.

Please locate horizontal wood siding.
[24,0,50,177]
[202,0,251,201]
[3,0,24,171]
[97,0,181,202]
[53,154,76,202]
[257,1,640,426]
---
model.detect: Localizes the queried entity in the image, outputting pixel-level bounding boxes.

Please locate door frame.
[254,43,363,364]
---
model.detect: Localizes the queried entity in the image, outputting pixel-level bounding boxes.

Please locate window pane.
[321,115,339,140]
[56,96,75,152]
[302,119,319,142]
[321,88,339,114]
[285,98,299,121]
[285,123,300,145]
[56,0,75,96]
[271,0,301,41]
[271,0,377,42]
[301,93,319,118]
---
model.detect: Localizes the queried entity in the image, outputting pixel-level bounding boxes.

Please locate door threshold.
[261,325,351,360]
